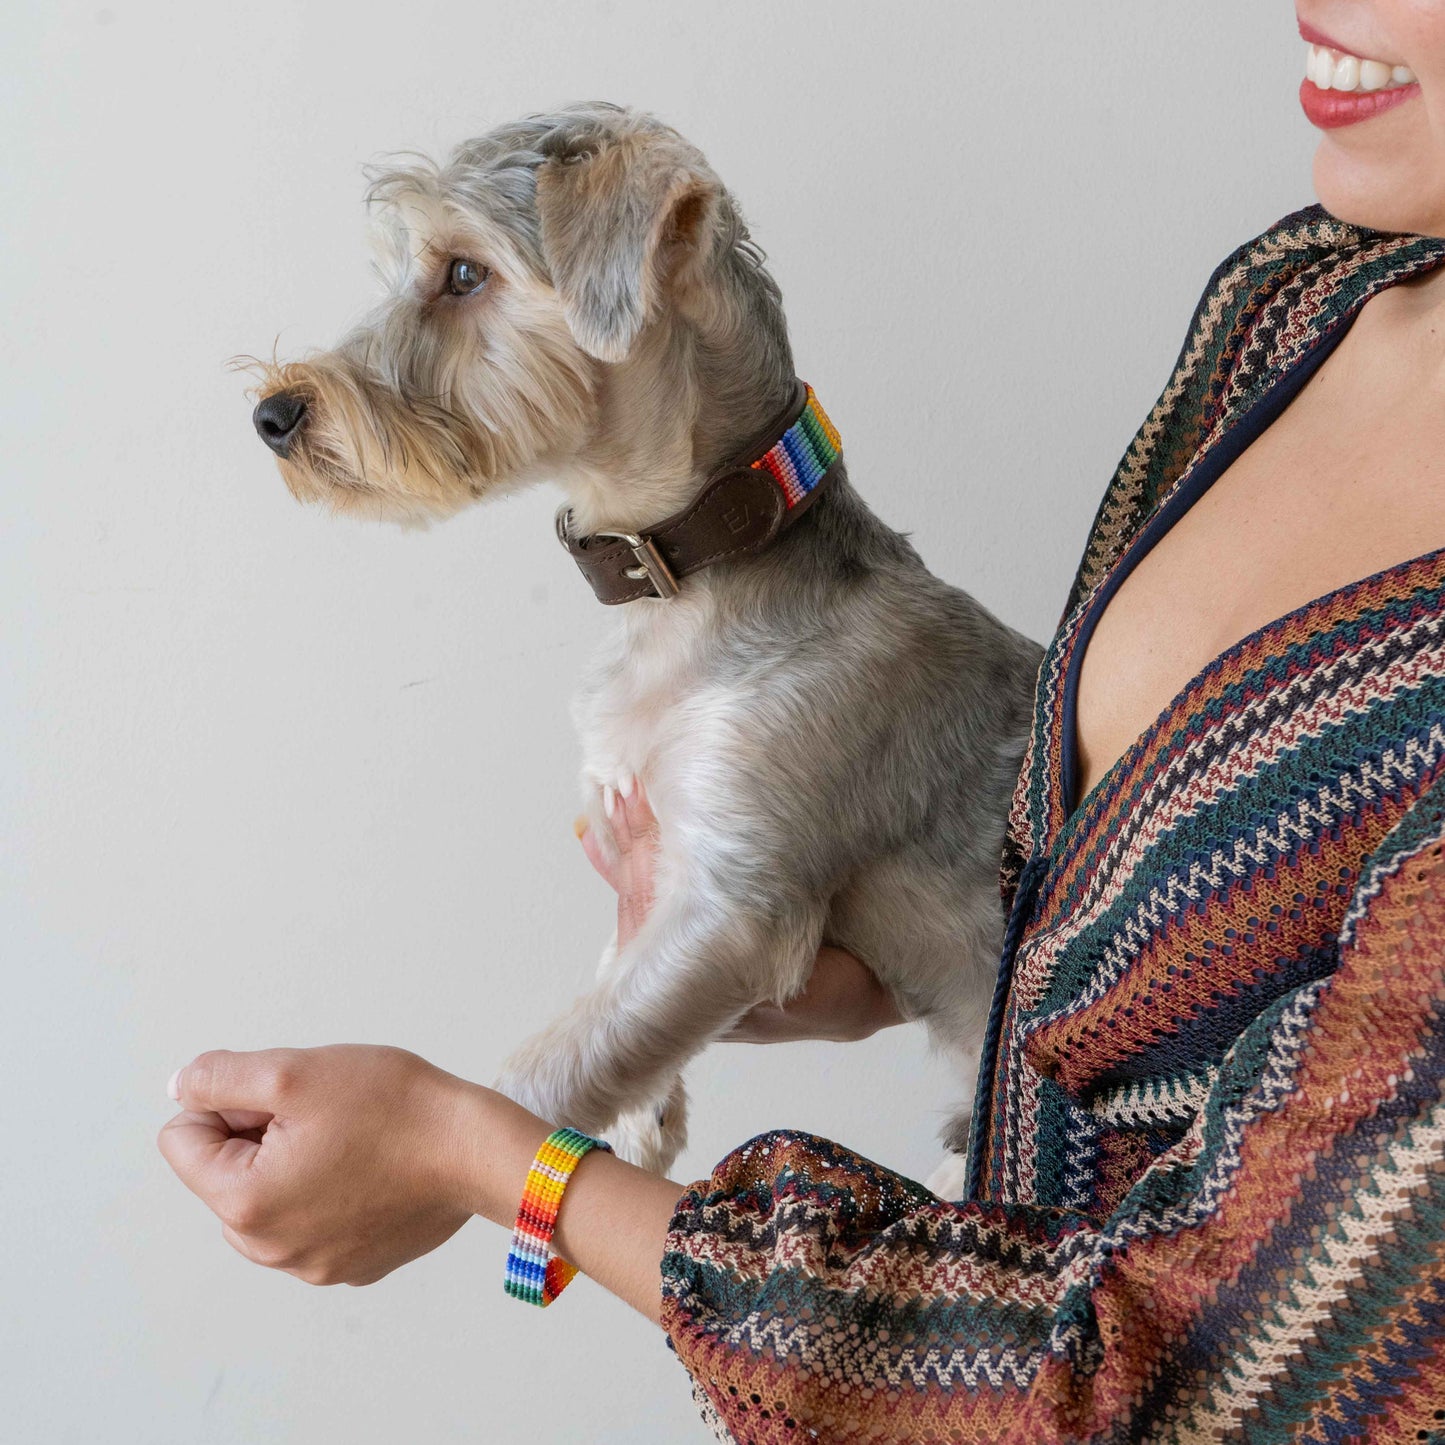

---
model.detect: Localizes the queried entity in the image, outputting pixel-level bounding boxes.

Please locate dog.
[246,103,1042,1191]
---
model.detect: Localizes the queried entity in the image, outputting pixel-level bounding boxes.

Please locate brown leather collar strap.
[556,381,841,604]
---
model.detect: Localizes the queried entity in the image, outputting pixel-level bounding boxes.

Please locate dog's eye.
[448,259,491,296]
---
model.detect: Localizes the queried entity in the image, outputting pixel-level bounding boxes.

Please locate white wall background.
[3,3,1315,1441]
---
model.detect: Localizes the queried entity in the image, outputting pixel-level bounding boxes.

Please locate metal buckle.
[592,528,682,599]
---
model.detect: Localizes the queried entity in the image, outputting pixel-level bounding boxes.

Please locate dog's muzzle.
[252,391,309,459]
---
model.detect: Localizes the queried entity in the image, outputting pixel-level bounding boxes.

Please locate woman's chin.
[1312,145,1445,238]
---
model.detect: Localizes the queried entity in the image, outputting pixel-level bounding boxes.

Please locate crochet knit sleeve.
[659,781,1445,1443]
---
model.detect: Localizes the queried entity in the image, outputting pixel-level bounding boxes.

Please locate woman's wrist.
[440,1078,683,1324]
[438,1077,551,1225]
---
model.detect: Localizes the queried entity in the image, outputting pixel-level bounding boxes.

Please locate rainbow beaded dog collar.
[557,380,843,604]
[752,383,842,508]
[504,1127,612,1307]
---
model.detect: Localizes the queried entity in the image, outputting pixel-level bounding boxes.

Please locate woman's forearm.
[446,1081,683,1326]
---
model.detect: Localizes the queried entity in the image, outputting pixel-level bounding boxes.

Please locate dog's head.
[245,103,787,527]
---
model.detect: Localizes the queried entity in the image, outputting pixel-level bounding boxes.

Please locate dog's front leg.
[588,929,689,1173]
[495,895,824,1172]
[607,1074,689,1175]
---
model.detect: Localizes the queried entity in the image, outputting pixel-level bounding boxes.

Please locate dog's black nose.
[252,391,308,458]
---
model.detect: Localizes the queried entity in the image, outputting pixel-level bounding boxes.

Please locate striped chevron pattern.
[659,209,1445,1442]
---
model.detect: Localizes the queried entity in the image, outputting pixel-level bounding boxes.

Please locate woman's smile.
[1300,19,1420,127]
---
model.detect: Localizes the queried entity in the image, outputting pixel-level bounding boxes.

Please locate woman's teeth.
[1304,43,1416,92]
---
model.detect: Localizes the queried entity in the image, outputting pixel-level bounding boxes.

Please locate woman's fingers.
[578,818,620,891]
[156,1110,264,1199]
[721,1003,792,1043]
[577,779,656,896]
[169,1048,298,1116]
[622,779,656,836]
[157,1050,296,1201]
[611,782,634,851]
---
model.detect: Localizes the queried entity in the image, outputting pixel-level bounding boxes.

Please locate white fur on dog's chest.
[573,591,724,800]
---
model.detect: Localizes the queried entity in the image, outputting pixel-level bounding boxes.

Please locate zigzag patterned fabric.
[751,385,842,509]
[659,209,1445,1443]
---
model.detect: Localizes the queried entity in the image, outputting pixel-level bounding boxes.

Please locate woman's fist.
[157,1044,478,1286]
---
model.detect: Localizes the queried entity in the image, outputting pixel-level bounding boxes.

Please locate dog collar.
[556,380,842,604]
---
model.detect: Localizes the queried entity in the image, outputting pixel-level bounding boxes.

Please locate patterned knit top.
[658,208,1445,1444]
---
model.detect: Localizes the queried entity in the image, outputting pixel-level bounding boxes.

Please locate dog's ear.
[536,129,719,363]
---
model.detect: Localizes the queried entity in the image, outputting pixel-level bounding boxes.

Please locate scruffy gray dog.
[248,102,1042,1192]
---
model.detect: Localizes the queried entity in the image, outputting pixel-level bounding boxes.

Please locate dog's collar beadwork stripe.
[503,1127,611,1307]
[558,380,843,604]
[752,384,841,509]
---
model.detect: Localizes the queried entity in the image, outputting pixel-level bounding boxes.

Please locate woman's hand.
[156,1044,485,1286]
[578,785,904,1043]
[719,944,904,1042]
[156,1044,683,1320]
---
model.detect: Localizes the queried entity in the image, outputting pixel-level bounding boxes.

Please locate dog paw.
[608,1079,687,1175]
[602,772,636,821]
[575,775,638,877]
[608,1111,666,1172]
[584,771,636,821]
[924,1151,970,1201]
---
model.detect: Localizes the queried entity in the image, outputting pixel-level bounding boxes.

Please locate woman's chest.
[995,548,1445,1212]
[1072,310,1445,813]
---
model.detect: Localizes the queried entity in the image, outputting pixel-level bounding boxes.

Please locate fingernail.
[167,1068,183,1102]
[618,773,635,800]
[573,814,588,839]
[604,785,616,818]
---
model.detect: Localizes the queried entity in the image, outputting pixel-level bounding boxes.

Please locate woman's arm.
[447,1082,682,1324]
[154,784,900,1324]
[157,1044,683,1323]
[657,787,1445,1441]
[155,784,1445,1440]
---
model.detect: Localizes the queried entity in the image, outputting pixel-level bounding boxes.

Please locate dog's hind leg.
[924,1150,971,1202]
[923,1104,976,1199]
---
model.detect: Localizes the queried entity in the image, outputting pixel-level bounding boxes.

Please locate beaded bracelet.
[503,1127,612,1307]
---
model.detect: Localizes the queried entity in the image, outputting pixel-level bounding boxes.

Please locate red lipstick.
[1297,18,1421,130]
[1298,20,1348,50]
[1299,80,1420,129]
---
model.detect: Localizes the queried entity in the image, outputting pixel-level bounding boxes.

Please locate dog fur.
[246,103,1042,1186]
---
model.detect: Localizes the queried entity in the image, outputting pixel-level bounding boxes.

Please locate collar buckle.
[590,529,682,600]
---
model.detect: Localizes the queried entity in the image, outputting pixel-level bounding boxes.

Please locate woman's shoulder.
[1060,206,1445,622]
[1193,203,1445,347]
[1200,202,1366,292]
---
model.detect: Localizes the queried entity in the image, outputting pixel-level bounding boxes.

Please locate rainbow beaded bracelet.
[503,1127,612,1307]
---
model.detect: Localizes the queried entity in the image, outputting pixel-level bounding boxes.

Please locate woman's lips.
[1300,80,1421,129]
[1299,19,1353,51]
[1298,27,1420,130]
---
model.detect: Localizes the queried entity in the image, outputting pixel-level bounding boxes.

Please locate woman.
[158,5,1445,1438]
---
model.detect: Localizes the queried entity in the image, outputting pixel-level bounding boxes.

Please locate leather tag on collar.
[557,383,840,604]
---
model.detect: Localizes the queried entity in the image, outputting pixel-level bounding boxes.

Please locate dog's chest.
[572,598,727,786]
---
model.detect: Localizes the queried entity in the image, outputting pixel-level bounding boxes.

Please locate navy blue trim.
[1057,312,1368,828]
[964,853,1047,1201]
